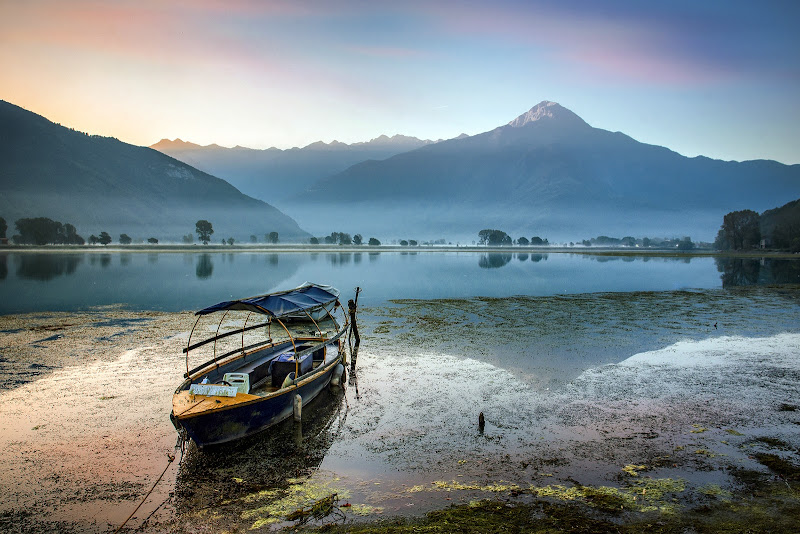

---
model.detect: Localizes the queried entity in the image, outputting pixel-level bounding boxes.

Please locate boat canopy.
[195,282,340,318]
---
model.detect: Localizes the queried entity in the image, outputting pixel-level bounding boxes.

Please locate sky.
[1,0,799,164]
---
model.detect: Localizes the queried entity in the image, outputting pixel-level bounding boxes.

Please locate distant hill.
[150,134,440,204]
[0,100,308,242]
[288,101,800,241]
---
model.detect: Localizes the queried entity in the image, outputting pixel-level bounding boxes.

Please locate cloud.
[419,0,798,86]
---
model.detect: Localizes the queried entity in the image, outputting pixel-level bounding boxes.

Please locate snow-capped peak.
[507,101,585,128]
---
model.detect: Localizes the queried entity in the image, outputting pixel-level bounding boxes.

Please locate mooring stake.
[293,394,302,422]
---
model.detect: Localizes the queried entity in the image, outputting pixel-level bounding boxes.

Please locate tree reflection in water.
[196,254,214,279]
[14,253,82,281]
[479,253,512,269]
[715,257,800,287]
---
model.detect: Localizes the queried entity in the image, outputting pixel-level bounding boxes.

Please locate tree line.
[478,229,549,246]
[715,200,800,252]
[4,217,86,245]
[308,232,381,246]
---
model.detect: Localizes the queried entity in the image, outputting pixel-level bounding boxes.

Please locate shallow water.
[1,286,798,532]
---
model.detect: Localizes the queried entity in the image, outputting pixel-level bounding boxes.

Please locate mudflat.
[1,287,799,532]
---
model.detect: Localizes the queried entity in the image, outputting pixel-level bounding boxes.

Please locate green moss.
[622,464,647,476]
[698,484,732,500]
[307,478,800,534]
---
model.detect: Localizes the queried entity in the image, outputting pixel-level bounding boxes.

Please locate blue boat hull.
[174,357,341,447]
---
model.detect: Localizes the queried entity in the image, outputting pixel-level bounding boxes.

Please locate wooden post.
[348,287,361,371]
[348,286,361,345]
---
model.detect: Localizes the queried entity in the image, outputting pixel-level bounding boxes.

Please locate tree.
[339,233,352,245]
[517,237,529,246]
[182,233,194,244]
[530,236,548,246]
[716,210,760,250]
[478,229,511,246]
[409,239,418,246]
[63,224,84,244]
[99,231,112,245]
[147,237,158,244]
[353,234,363,245]
[12,217,84,245]
[119,234,132,245]
[196,220,214,245]
[642,237,651,248]
[677,237,695,250]
[400,240,409,246]
[89,234,99,245]
[309,237,319,245]
[250,234,258,243]
[368,237,381,246]
[266,231,279,244]
[227,237,235,245]
[0,217,6,239]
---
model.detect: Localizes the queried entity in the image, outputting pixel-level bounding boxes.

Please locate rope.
[112,451,175,534]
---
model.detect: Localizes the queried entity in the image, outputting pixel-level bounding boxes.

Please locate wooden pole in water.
[348,287,361,345]
[293,394,302,422]
[348,287,361,371]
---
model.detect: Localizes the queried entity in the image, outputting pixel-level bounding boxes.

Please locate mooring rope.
[112,451,175,534]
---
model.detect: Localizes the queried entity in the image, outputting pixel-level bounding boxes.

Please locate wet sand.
[1,287,799,532]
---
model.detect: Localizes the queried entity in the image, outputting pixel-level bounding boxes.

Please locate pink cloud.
[420,2,737,86]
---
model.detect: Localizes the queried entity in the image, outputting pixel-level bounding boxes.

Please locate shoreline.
[1,244,798,258]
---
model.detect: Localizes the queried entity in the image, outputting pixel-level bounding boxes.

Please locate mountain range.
[291,101,799,241]
[3,98,798,244]
[0,99,307,242]
[151,134,440,203]
[151,101,799,242]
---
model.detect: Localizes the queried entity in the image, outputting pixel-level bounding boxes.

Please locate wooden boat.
[170,282,349,447]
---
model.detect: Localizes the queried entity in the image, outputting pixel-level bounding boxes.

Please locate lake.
[1,249,797,314]
[2,249,800,532]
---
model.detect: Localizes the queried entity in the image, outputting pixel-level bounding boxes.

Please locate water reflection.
[715,257,800,287]
[14,253,82,280]
[174,388,347,527]
[2,251,800,315]
[478,253,512,269]
[86,254,112,268]
[327,253,352,266]
[196,254,214,279]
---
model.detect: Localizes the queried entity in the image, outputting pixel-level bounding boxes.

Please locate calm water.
[0,250,798,314]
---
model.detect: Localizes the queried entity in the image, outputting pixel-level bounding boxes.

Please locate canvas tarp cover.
[195,283,339,318]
